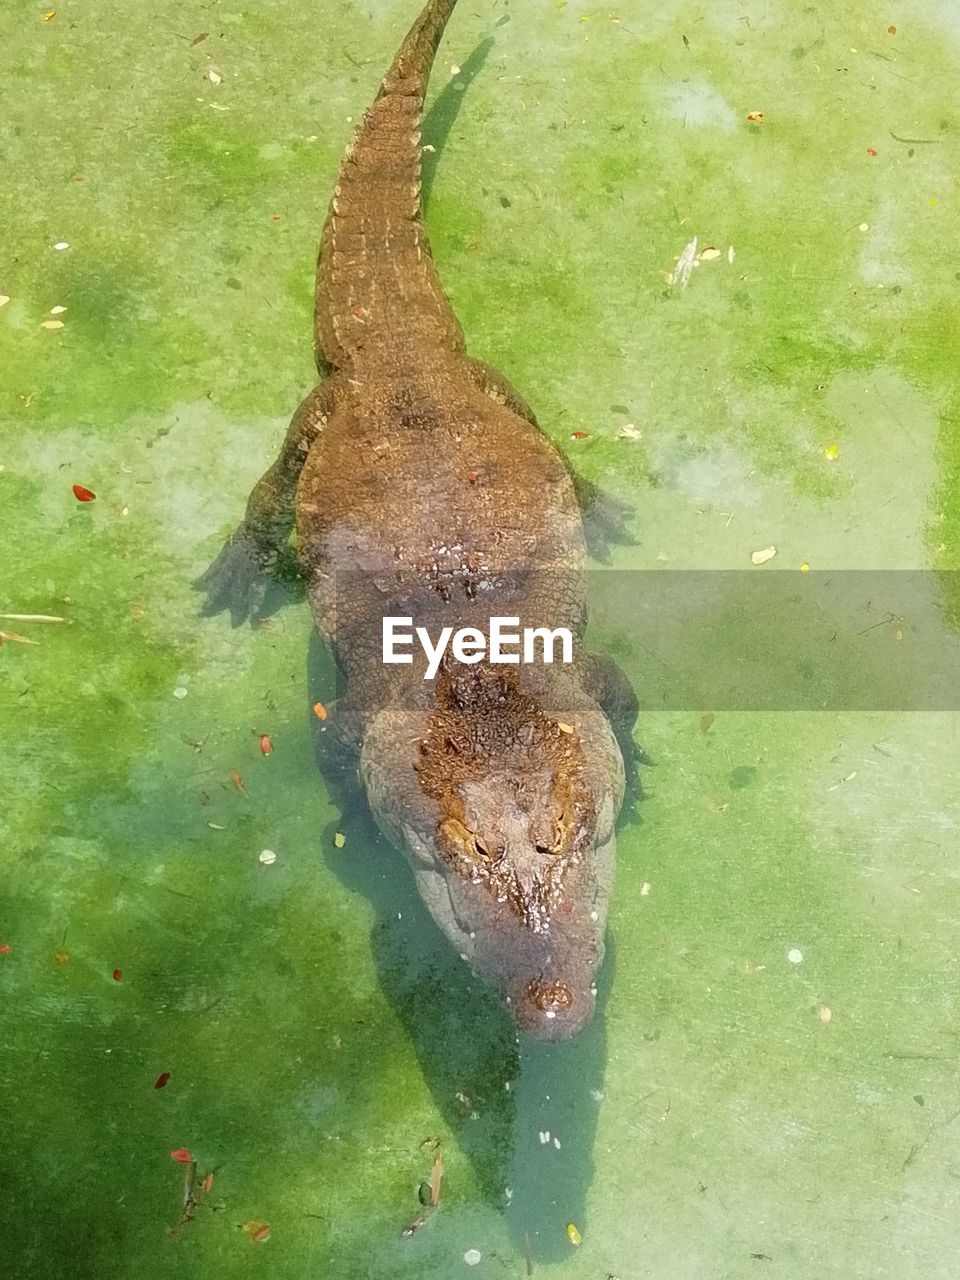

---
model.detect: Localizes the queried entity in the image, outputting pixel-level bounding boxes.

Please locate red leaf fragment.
[258,733,273,756]
[201,1173,214,1195]
[154,1071,171,1090]
[191,30,209,44]
[229,768,246,794]
[72,484,96,502]
[252,1225,271,1243]
[170,1148,193,1163]
[112,968,122,981]
[312,701,328,721]
[0,944,10,955]
[569,431,591,440]
[866,146,877,156]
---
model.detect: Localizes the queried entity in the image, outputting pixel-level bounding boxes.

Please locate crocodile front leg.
[581,650,639,769]
[195,382,335,625]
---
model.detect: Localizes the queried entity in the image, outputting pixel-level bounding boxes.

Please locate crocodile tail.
[315,0,464,372]
[383,0,461,96]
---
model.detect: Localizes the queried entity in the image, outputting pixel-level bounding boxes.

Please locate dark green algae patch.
[2,0,960,1277]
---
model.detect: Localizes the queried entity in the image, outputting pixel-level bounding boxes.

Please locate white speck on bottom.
[787,948,804,964]
[173,686,188,699]
[464,1249,481,1266]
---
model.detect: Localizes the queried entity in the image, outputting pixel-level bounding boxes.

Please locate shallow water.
[2,1,959,1276]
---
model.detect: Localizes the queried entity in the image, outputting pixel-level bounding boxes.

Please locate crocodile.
[196,0,637,1040]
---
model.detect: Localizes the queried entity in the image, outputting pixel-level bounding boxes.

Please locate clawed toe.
[194,530,272,626]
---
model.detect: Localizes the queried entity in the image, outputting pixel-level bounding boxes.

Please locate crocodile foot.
[194,529,277,627]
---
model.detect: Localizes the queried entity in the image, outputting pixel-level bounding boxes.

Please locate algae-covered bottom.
[1,0,959,1277]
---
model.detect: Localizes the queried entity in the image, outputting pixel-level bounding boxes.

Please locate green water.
[2,1,959,1276]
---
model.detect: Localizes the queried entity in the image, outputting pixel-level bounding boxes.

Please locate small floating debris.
[617,423,642,441]
[787,948,803,965]
[818,1005,832,1023]
[0,295,11,308]
[229,768,246,795]
[170,1148,193,1164]
[699,245,722,261]
[746,111,765,123]
[10,610,65,626]
[40,319,64,330]
[464,1250,482,1266]
[823,442,840,460]
[668,235,698,287]
[155,1071,171,1090]
[112,968,122,981]
[258,849,277,866]
[333,831,346,848]
[566,1222,583,1246]
[242,1220,271,1244]
[312,701,328,720]
[50,305,67,315]
[258,733,273,755]
[72,484,96,502]
[53,241,70,251]
[750,545,777,566]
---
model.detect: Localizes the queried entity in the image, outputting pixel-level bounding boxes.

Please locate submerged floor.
[2,1,959,1276]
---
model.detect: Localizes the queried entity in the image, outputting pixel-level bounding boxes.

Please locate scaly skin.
[196,0,637,1040]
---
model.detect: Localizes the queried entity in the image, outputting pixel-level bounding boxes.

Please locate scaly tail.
[315,0,464,374]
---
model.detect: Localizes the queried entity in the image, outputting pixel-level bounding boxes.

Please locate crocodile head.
[361,663,624,1040]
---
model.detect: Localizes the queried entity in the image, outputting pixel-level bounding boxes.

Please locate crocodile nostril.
[529,978,573,1014]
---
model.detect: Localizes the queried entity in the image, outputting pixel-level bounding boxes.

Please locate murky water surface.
[2,2,959,1276]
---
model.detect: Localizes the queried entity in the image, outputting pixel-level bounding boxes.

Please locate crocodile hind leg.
[465,359,633,562]
[195,382,336,625]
